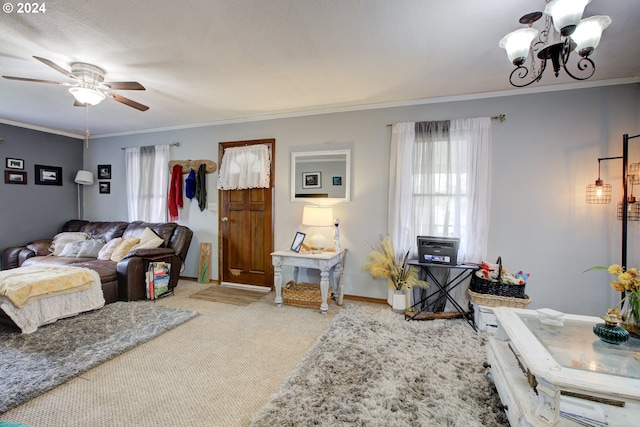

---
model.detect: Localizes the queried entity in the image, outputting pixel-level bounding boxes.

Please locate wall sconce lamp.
[301,205,334,253]
[74,170,94,219]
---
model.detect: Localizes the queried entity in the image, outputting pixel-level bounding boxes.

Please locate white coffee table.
[487,307,640,426]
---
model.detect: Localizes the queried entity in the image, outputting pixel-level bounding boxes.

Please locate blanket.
[0,266,105,334]
[0,265,94,308]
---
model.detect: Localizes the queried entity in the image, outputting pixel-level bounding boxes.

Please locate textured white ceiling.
[0,0,639,138]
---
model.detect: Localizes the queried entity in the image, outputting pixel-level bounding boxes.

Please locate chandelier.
[499,0,610,88]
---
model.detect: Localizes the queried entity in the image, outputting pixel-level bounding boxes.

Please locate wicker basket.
[282,281,331,308]
[469,256,526,298]
[468,289,531,308]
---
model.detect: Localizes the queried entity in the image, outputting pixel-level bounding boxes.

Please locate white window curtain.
[217,144,271,190]
[388,122,415,254]
[125,144,170,222]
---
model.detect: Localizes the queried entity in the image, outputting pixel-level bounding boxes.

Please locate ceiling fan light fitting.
[69,86,105,106]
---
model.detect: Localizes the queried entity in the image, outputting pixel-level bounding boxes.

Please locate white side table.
[271,249,346,314]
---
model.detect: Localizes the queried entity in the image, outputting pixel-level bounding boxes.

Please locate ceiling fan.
[2,56,149,111]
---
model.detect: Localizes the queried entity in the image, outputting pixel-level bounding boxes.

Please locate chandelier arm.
[508,61,546,88]
[562,56,596,81]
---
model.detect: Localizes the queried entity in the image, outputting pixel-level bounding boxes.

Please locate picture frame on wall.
[5,170,27,184]
[6,158,24,170]
[290,232,306,253]
[99,182,111,194]
[34,165,62,186]
[98,164,112,180]
[302,172,321,189]
[333,176,342,186]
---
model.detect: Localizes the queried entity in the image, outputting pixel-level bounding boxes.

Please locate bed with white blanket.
[0,264,105,334]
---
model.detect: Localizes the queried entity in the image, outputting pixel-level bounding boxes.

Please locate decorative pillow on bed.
[97,237,123,260]
[110,237,141,262]
[49,232,89,256]
[75,239,106,258]
[131,227,165,251]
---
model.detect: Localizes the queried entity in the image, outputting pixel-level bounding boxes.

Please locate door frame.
[218,138,275,288]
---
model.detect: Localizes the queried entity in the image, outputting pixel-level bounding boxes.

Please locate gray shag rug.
[0,301,198,414]
[250,304,509,427]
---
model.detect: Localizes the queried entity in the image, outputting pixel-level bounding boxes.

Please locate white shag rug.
[250,304,508,427]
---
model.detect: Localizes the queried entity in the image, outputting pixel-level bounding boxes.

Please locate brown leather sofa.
[1,220,193,303]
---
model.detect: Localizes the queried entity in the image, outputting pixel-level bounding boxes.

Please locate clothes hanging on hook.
[168,164,183,221]
[185,168,196,200]
[195,163,207,211]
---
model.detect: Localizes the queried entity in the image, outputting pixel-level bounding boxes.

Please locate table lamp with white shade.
[301,205,334,253]
[74,170,94,219]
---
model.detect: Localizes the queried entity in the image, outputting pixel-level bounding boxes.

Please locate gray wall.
[0,123,82,265]
[26,83,640,316]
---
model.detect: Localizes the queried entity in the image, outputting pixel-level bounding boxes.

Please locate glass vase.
[621,291,640,339]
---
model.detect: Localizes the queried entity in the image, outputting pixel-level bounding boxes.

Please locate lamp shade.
[544,0,591,36]
[499,28,539,66]
[74,170,94,185]
[571,15,611,56]
[301,206,334,226]
[69,87,105,106]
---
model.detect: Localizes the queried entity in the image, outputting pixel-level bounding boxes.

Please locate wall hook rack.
[168,159,217,174]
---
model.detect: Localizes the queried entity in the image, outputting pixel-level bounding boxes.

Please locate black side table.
[406,260,478,330]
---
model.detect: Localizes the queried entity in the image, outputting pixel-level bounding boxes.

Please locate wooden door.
[218,139,275,288]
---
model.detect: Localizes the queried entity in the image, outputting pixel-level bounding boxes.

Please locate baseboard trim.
[220,281,271,293]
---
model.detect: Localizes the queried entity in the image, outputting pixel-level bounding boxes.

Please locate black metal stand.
[406,260,478,331]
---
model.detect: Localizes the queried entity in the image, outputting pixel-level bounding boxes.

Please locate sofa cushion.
[58,240,84,257]
[131,227,164,251]
[110,237,140,262]
[50,232,89,256]
[97,237,123,261]
[80,221,128,242]
[123,222,177,247]
[76,239,106,258]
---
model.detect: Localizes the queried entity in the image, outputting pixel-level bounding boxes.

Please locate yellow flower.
[618,272,634,287]
[611,281,626,293]
[608,264,623,276]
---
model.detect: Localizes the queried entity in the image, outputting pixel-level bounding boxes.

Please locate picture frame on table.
[34,164,62,186]
[302,172,321,189]
[98,164,112,180]
[6,158,24,170]
[5,170,27,184]
[290,232,306,253]
[99,182,111,194]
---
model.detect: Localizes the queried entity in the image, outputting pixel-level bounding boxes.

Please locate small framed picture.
[302,172,321,189]
[35,165,62,186]
[98,164,112,180]
[99,182,111,194]
[290,232,306,253]
[5,170,27,184]
[6,158,24,170]
[333,176,342,186]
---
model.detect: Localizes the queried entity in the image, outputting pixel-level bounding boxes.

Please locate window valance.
[216,144,271,190]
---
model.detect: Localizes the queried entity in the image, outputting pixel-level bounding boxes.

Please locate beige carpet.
[189,284,267,306]
[0,280,342,427]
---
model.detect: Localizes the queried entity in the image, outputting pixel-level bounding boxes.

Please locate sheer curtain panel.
[388,122,416,255]
[217,144,271,190]
[125,144,170,222]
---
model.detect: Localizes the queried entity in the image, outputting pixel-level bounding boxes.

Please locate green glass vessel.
[593,321,630,345]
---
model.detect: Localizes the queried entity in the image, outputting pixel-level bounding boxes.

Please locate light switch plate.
[208,202,217,211]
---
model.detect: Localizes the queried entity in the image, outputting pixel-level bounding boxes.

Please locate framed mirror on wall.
[291,149,351,203]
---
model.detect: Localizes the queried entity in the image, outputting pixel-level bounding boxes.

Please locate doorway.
[218,139,275,288]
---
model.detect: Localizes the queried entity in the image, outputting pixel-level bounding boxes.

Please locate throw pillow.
[58,240,85,257]
[76,239,106,258]
[50,232,89,256]
[97,237,123,261]
[110,237,141,262]
[131,227,164,251]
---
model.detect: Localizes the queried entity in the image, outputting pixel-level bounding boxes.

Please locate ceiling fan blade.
[104,81,145,90]
[2,75,73,85]
[33,56,76,80]
[107,92,149,111]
